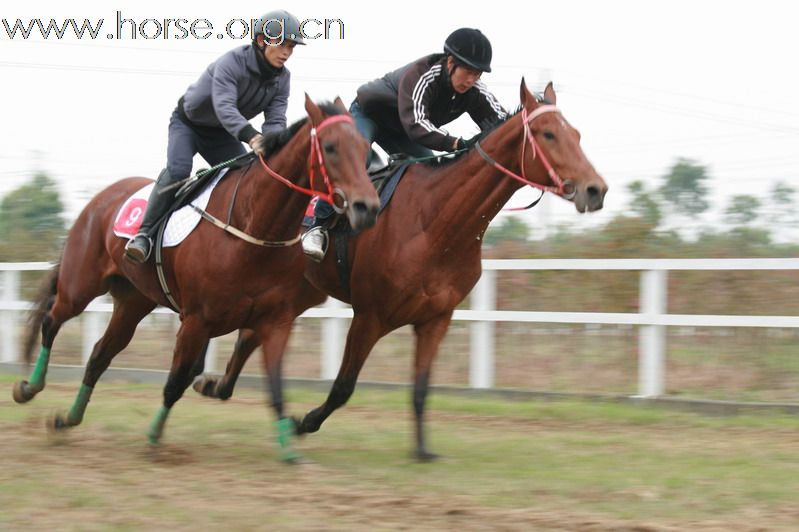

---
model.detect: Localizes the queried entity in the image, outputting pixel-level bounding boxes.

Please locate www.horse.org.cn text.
[1,12,345,42]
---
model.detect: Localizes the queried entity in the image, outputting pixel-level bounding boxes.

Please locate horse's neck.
[236,129,313,242]
[422,121,526,249]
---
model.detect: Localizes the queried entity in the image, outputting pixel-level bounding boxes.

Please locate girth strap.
[154,222,180,311]
[190,205,301,247]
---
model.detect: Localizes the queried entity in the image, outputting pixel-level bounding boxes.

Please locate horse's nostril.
[352,201,379,220]
[587,185,601,198]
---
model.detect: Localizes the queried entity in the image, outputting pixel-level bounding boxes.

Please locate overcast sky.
[1,0,798,240]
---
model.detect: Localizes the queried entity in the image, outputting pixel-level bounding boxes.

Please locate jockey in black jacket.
[302,28,507,262]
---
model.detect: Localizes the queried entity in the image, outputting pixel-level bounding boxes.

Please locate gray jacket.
[180,45,290,142]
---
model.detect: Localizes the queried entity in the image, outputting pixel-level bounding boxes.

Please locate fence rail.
[3,259,798,398]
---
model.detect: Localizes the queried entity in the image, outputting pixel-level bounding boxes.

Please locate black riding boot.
[124,169,177,264]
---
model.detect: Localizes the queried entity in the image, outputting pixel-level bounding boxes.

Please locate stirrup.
[301,227,327,263]
[124,234,153,264]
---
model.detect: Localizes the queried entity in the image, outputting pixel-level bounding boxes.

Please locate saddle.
[171,156,255,219]
[325,159,413,297]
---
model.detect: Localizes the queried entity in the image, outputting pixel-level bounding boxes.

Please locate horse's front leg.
[148,316,209,445]
[193,329,259,400]
[296,313,384,437]
[411,312,454,462]
[254,319,299,462]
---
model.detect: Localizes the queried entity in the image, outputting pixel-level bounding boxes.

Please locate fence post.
[470,269,496,389]
[321,297,346,380]
[82,308,103,365]
[638,269,667,397]
[1,270,20,363]
[205,338,218,374]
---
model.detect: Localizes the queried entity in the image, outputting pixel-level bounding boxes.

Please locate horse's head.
[518,79,607,212]
[304,95,380,230]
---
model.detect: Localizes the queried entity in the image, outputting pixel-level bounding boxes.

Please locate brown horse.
[12,96,379,460]
[195,80,608,460]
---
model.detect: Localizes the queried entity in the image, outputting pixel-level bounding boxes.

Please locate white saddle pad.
[113,169,228,247]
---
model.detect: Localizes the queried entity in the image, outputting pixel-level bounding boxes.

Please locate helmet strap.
[446,56,458,79]
[253,34,265,51]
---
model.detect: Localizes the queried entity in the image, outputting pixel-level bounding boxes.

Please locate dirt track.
[2,382,798,531]
[0,423,760,531]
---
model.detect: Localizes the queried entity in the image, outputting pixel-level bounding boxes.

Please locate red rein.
[257,114,354,207]
[480,104,574,200]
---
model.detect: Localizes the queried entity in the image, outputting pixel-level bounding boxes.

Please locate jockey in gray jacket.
[125,9,305,264]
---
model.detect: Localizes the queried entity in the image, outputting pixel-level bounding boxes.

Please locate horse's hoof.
[147,430,162,446]
[290,416,305,436]
[192,377,213,397]
[12,381,34,404]
[47,412,71,432]
[296,413,320,435]
[283,454,314,465]
[414,450,441,463]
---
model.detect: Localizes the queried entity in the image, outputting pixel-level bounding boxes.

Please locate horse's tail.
[23,262,60,364]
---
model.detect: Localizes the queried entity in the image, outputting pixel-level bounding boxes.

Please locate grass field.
[1,372,798,530]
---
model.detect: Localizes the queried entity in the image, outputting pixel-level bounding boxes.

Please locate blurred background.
[1,0,798,402]
[2,4,799,530]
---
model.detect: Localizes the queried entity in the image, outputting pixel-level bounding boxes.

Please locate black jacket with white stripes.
[355,53,507,152]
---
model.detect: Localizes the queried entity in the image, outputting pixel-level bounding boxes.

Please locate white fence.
[2,259,799,398]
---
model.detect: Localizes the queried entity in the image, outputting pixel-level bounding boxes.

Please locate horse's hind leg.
[147,316,209,445]
[13,264,104,404]
[50,282,156,430]
[193,329,259,400]
[13,301,62,403]
[194,283,325,403]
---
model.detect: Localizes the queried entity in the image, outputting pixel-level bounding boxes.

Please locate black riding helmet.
[253,9,306,45]
[443,28,492,73]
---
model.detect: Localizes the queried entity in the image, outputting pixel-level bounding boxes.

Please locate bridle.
[258,114,354,213]
[475,104,575,201]
[189,113,358,250]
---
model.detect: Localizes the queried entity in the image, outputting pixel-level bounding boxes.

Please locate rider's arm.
[467,80,508,131]
[211,55,258,143]
[397,64,459,152]
[260,70,290,137]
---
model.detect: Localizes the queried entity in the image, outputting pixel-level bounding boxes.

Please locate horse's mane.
[420,91,555,168]
[261,101,347,156]
[422,105,524,168]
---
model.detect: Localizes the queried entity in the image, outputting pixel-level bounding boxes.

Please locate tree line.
[484,157,799,259]
[2,159,797,263]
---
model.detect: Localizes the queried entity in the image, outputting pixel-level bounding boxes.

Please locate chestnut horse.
[194,80,608,460]
[12,96,379,460]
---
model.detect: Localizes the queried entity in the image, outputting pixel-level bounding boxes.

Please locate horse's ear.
[333,96,348,113]
[543,81,557,105]
[304,93,324,125]
[520,77,535,107]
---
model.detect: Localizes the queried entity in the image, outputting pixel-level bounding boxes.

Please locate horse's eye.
[323,143,336,155]
[543,131,556,141]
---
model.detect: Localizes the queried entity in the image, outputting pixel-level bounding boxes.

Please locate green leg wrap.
[66,384,93,426]
[275,417,300,462]
[147,405,171,445]
[28,346,51,391]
